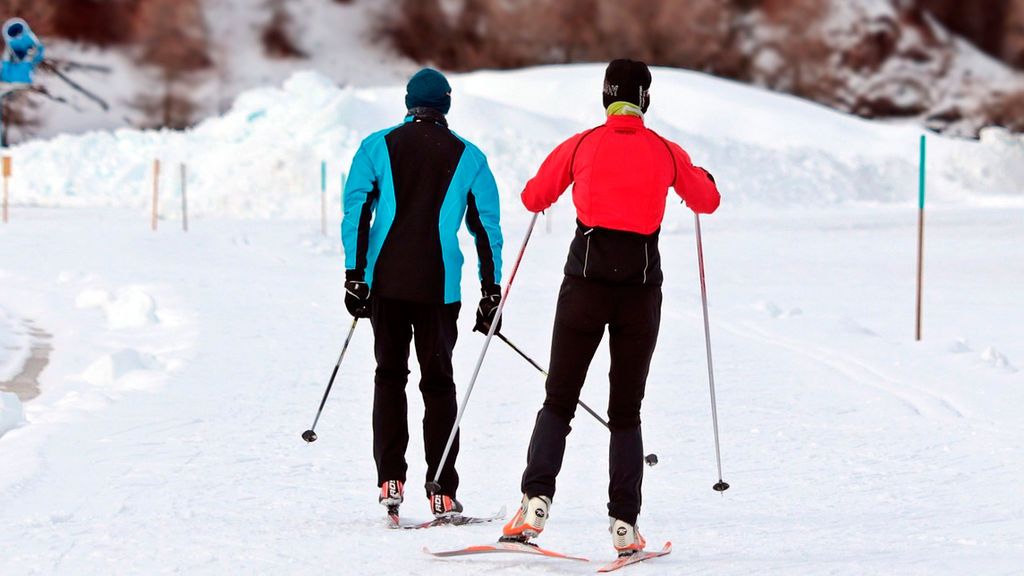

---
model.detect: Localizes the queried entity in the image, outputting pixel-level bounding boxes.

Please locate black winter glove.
[344,271,372,319]
[700,167,716,184]
[473,284,502,334]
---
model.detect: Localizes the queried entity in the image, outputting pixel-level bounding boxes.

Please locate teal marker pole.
[320,160,327,236]
[915,135,926,341]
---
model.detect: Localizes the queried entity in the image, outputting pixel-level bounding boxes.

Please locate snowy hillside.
[9,65,1024,222]
[1,66,1023,574]
[24,0,1024,142]
[28,0,414,140]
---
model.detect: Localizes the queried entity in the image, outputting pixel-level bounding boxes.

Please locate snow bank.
[81,348,162,387]
[0,392,26,438]
[9,66,1024,219]
[0,308,29,382]
[74,287,159,330]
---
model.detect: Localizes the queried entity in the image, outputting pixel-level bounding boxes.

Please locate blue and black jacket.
[342,108,503,304]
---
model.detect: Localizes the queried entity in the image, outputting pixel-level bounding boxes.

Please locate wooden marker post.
[915,135,926,341]
[180,163,188,232]
[151,159,160,231]
[321,160,327,236]
[2,155,10,224]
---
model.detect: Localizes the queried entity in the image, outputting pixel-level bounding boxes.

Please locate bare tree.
[1,90,42,144]
[262,0,307,59]
[49,0,139,46]
[1006,0,1024,68]
[131,0,211,129]
[375,0,452,65]
[0,0,54,35]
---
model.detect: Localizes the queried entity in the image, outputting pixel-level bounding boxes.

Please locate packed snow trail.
[0,205,1021,575]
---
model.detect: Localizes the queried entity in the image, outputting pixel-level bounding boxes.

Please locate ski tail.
[597,541,672,572]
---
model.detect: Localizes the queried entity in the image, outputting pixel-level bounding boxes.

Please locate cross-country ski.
[389,506,506,530]
[424,540,589,562]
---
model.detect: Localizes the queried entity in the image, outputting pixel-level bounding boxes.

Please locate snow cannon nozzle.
[301,429,318,443]
[644,453,658,467]
[3,17,30,42]
[424,481,442,494]
[713,481,730,492]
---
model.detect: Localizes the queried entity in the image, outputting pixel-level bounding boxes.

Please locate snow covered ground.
[1,66,1023,574]
[0,205,1021,574]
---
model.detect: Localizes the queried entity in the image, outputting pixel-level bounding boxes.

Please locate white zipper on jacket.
[584,236,592,278]
[643,243,649,284]
[583,228,595,278]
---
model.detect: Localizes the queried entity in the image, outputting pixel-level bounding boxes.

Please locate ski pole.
[694,213,729,492]
[496,332,659,467]
[302,317,359,443]
[426,213,539,494]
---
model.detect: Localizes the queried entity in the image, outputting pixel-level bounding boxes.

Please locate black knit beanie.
[603,59,652,112]
[406,68,452,114]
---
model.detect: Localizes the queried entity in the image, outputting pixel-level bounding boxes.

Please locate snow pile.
[981,347,1017,372]
[9,65,1024,221]
[0,392,26,438]
[74,287,160,330]
[81,348,162,387]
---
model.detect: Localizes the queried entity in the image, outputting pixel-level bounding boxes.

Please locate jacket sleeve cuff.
[345,269,365,282]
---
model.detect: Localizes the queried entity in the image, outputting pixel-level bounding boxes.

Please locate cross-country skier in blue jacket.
[342,68,503,521]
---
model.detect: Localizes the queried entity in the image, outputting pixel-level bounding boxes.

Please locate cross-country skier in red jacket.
[502,59,721,556]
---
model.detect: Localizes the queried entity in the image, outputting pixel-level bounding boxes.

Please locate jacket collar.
[604,114,645,128]
[405,107,448,127]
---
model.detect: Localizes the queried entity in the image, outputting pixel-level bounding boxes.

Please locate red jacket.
[521,115,720,234]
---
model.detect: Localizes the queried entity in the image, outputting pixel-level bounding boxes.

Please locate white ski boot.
[609,517,647,556]
[501,494,552,541]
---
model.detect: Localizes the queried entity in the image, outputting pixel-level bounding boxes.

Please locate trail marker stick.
[180,163,188,232]
[151,159,160,231]
[321,160,327,236]
[2,93,9,224]
[2,155,10,224]
[916,135,926,341]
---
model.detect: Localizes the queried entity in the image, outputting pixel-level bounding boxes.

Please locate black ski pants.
[371,297,461,497]
[521,275,662,525]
